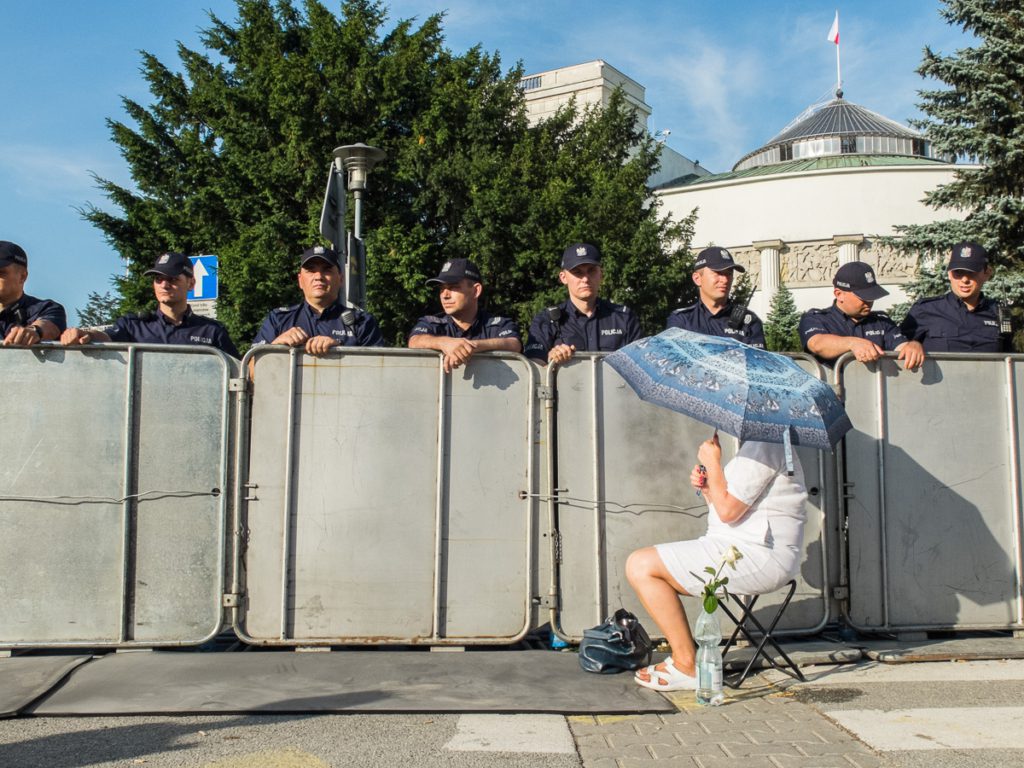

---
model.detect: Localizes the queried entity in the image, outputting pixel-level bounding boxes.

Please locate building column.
[833,234,864,265]
[752,239,784,297]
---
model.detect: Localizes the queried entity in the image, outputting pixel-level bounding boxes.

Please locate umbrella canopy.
[605,328,852,452]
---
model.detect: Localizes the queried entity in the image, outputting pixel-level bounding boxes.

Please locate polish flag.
[827,11,839,44]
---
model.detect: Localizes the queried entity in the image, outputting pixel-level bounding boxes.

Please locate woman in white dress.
[625,432,808,690]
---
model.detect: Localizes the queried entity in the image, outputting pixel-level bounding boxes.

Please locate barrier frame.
[545,351,836,643]
[231,345,539,646]
[0,342,235,649]
[836,350,1024,633]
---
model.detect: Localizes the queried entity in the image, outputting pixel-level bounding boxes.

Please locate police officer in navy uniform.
[799,261,924,370]
[0,241,67,346]
[524,243,642,364]
[407,257,521,373]
[61,252,238,357]
[900,241,1009,352]
[252,246,384,354]
[666,246,765,348]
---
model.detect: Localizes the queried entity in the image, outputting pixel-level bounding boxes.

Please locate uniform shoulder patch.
[670,304,697,315]
[272,304,297,314]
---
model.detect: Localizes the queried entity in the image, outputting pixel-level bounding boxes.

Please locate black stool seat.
[719,579,806,688]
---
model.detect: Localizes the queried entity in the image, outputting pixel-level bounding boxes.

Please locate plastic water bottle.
[694,609,725,706]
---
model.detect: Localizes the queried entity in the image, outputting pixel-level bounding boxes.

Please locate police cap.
[833,261,888,301]
[145,252,194,278]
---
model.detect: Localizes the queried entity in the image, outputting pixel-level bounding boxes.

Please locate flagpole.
[836,27,842,94]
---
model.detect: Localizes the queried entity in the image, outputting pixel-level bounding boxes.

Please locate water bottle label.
[711,666,722,688]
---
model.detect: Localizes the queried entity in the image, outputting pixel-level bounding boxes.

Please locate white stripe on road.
[443,714,575,754]
[827,706,1024,751]
[765,659,1024,685]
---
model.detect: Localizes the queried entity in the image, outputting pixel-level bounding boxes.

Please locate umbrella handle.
[695,464,707,497]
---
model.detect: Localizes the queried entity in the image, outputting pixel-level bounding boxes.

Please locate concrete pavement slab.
[0,714,584,768]
[826,706,1024,751]
[443,714,575,753]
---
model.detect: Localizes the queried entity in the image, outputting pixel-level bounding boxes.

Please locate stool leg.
[721,581,806,688]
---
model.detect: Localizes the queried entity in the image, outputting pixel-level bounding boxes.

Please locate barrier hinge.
[534,595,557,609]
[229,378,249,393]
[831,586,849,600]
[537,385,555,401]
[222,593,241,608]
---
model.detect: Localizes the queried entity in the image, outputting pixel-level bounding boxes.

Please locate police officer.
[61,252,239,357]
[900,241,1009,352]
[407,257,521,373]
[252,246,384,353]
[799,261,924,370]
[666,246,765,348]
[0,241,67,346]
[524,243,642,364]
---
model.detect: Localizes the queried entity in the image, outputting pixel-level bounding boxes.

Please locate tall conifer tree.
[895,0,1024,265]
[84,0,693,346]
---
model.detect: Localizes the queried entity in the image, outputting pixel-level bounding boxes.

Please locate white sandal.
[634,658,698,691]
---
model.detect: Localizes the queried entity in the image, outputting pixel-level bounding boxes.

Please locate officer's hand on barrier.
[304,335,338,356]
[60,328,92,345]
[443,339,477,373]
[897,341,925,371]
[4,325,36,346]
[849,337,883,363]
[274,327,309,347]
[547,343,576,366]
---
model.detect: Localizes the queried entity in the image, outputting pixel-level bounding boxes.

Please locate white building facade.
[655,94,974,320]
[521,60,707,188]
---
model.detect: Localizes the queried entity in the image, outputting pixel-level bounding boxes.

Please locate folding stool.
[719,579,806,688]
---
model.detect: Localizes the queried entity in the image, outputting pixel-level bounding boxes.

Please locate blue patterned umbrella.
[605,328,852,457]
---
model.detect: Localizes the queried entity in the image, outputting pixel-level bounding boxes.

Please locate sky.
[2,1,967,323]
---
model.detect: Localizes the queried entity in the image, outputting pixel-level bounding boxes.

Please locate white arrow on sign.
[192,258,210,298]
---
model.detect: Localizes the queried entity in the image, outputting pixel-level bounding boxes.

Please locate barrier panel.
[236,347,538,644]
[0,344,233,648]
[839,353,1024,632]
[548,353,835,641]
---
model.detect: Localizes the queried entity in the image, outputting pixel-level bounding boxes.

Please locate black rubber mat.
[0,656,93,717]
[28,650,676,715]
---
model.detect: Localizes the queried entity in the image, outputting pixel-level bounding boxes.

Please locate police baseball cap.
[300,246,342,270]
[144,252,194,278]
[426,257,481,285]
[561,243,601,270]
[947,241,989,273]
[0,241,28,268]
[694,246,745,273]
[833,261,888,301]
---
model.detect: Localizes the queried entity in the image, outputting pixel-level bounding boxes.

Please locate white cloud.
[0,144,121,205]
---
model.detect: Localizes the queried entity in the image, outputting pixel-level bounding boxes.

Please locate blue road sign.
[188,255,219,301]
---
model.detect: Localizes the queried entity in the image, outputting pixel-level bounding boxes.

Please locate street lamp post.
[333,143,386,308]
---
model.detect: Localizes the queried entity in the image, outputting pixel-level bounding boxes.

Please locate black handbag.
[578,608,653,674]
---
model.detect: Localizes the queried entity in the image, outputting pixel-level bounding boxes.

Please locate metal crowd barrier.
[233,346,540,645]
[547,353,836,642]
[5,344,1024,649]
[0,344,234,648]
[837,352,1024,633]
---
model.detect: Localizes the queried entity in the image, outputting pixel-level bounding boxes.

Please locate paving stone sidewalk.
[569,685,880,768]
